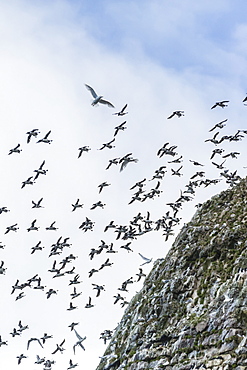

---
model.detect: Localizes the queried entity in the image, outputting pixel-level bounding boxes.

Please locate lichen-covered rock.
[96,178,247,370]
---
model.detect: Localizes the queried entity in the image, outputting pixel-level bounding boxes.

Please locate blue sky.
[0,1,247,370]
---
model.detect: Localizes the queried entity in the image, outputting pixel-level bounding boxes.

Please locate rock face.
[96,178,247,370]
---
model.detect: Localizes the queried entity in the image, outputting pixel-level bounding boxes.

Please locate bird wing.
[51,347,58,354]
[99,99,115,108]
[78,341,85,350]
[121,104,127,112]
[74,329,83,341]
[85,84,97,98]
[138,253,149,261]
[44,131,51,139]
[31,220,37,227]
[167,112,175,119]
[38,339,44,348]
[39,160,45,169]
[209,124,217,132]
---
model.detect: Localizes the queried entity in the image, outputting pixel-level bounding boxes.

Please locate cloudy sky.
[1,1,247,369]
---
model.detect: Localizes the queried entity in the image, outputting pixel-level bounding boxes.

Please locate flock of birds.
[1,84,247,369]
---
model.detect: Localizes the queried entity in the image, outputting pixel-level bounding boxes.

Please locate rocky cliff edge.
[96,177,247,370]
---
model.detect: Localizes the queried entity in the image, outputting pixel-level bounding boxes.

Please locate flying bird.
[98,181,110,193]
[51,339,66,354]
[211,101,229,109]
[71,199,83,211]
[32,198,44,208]
[85,84,114,107]
[136,268,146,282]
[119,153,138,172]
[21,176,35,188]
[73,329,86,354]
[27,337,44,350]
[106,157,120,170]
[167,110,184,119]
[78,146,91,158]
[138,253,153,266]
[27,219,39,232]
[26,129,40,143]
[17,354,27,364]
[33,160,48,180]
[8,144,22,155]
[85,296,94,308]
[98,138,116,150]
[209,119,227,132]
[68,359,78,369]
[37,130,52,144]
[189,160,204,166]
[114,121,127,136]
[112,104,128,116]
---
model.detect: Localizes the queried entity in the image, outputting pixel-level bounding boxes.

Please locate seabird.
[98,181,110,193]
[78,146,91,158]
[136,268,146,282]
[67,302,77,311]
[27,219,39,232]
[68,359,78,369]
[119,153,138,172]
[167,110,184,119]
[35,355,45,364]
[46,221,58,231]
[112,104,128,116]
[114,121,127,136]
[209,119,227,131]
[85,296,94,308]
[41,333,53,344]
[8,143,22,155]
[32,198,44,208]
[138,253,153,266]
[105,157,120,170]
[68,322,79,331]
[17,354,27,364]
[26,129,40,143]
[98,138,116,150]
[85,84,114,107]
[71,199,83,212]
[211,100,229,109]
[92,283,105,297]
[33,160,48,180]
[5,223,19,234]
[73,329,86,354]
[21,176,35,188]
[51,339,66,354]
[27,337,44,350]
[37,130,52,144]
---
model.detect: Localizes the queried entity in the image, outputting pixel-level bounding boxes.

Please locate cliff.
[96,177,247,370]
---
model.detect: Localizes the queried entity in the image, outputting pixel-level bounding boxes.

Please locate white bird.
[85,84,114,107]
[73,329,86,354]
[138,253,153,266]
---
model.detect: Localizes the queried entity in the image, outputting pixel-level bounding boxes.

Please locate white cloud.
[0,1,246,370]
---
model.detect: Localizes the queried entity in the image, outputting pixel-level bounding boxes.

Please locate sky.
[1,0,247,369]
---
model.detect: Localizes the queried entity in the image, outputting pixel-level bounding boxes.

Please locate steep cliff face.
[96,178,247,370]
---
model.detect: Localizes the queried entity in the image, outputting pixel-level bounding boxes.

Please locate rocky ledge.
[96,177,247,370]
